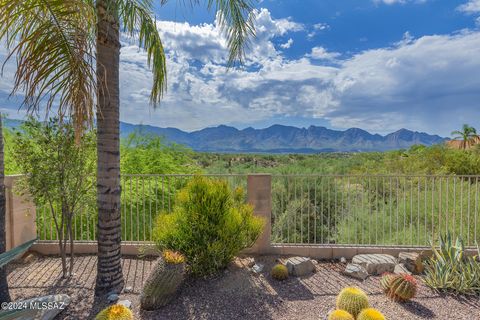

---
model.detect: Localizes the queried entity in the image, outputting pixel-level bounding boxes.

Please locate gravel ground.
[7,255,480,320]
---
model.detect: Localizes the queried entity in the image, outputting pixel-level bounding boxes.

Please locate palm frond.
[206,0,256,66]
[118,0,167,105]
[163,0,256,66]
[0,0,96,134]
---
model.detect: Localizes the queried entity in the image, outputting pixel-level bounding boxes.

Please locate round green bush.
[153,176,264,276]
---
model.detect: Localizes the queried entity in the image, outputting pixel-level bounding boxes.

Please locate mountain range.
[119,122,447,153]
[3,118,447,153]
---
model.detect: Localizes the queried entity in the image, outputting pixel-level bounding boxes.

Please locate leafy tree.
[11,118,95,278]
[0,0,256,295]
[451,124,479,150]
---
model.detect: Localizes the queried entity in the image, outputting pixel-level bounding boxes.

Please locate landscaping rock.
[340,257,347,264]
[124,286,133,293]
[140,257,186,310]
[16,294,70,320]
[107,293,119,303]
[20,252,39,265]
[252,263,264,274]
[343,263,369,280]
[394,263,412,275]
[398,252,424,274]
[245,257,255,268]
[118,299,132,309]
[286,257,315,277]
[352,254,396,275]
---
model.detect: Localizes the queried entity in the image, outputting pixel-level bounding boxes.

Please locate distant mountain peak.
[3,118,447,153]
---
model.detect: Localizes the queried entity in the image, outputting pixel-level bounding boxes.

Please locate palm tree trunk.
[94,0,124,296]
[0,115,11,303]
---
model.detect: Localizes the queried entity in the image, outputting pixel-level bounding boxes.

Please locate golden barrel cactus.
[386,274,417,302]
[336,287,369,318]
[357,308,386,320]
[327,309,355,320]
[95,304,133,320]
[271,264,288,280]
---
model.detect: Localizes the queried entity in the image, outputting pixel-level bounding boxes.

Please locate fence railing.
[271,175,480,247]
[35,174,480,248]
[36,174,247,242]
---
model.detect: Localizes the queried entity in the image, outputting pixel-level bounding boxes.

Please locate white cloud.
[373,0,427,5]
[280,38,293,49]
[307,23,330,39]
[307,47,341,60]
[1,8,479,137]
[457,0,480,14]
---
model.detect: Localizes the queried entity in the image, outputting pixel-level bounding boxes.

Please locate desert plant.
[271,264,288,280]
[163,250,185,264]
[95,304,132,320]
[327,309,355,320]
[357,308,386,320]
[336,287,369,318]
[140,253,186,310]
[12,118,95,278]
[153,176,264,276]
[386,274,417,302]
[380,273,395,293]
[424,232,480,295]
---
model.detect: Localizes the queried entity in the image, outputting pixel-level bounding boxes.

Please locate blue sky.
[1,0,480,136]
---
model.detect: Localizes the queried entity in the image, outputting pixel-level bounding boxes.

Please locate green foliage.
[357,308,386,320]
[11,118,95,276]
[95,304,133,320]
[327,309,354,320]
[336,287,369,318]
[383,274,417,302]
[121,131,200,174]
[424,233,480,295]
[153,176,264,276]
[271,264,288,280]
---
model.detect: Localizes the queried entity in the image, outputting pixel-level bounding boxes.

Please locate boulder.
[352,254,396,275]
[398,252,424,274]
[286,257,316,277]
[394,263,412,275]
[140,257,185,310]
[343,263,369,280]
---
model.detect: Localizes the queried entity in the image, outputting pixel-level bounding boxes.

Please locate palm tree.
[0,114,10,303]
[0,0,255,296]
[451,124,479,150]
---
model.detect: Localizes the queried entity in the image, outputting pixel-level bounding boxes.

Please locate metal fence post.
[246,174,272,254]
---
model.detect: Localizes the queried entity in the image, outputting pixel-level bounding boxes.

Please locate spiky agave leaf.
[0,238,36,268]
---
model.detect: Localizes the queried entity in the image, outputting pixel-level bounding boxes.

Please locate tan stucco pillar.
[246,174,271,254]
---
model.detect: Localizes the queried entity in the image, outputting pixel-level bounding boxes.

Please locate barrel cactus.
[327,309,355,320]
[95,304,133,320]
[271,264,288,280]
[336,287,369,318]
[386,274,417,302]
[380,273,395,293]
[140,250,186,310]
[357,308,386,320]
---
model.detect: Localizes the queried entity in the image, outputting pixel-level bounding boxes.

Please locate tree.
[451,124,479,150]
[0,0,255,295]
[0,114,10,303]
[11,118,96,278]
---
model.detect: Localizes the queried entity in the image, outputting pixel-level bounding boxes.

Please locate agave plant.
[0,239,37,319]
[424,232,480,295]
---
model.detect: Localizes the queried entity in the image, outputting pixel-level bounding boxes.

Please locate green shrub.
[424,233,480,295]
[153,176,264,276]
